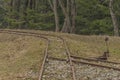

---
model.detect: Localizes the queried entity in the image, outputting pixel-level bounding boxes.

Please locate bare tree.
[48,0,59,32]
[70,0,76,33]
[58,0,76,33]
[109,0,119,36]
[58,0,71,33]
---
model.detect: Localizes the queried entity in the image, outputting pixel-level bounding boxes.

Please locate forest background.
[0,0,120,36]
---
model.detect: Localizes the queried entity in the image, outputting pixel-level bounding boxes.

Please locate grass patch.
[0,33,46,80]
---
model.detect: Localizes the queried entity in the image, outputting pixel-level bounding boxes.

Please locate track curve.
[0,29,76,80]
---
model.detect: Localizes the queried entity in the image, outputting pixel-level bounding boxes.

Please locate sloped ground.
[0,33,46,80]
[0,30,120,80]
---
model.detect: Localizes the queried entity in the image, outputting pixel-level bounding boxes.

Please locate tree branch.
[48,0,54,11]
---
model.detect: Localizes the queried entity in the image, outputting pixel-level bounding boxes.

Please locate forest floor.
[0,30,120,80]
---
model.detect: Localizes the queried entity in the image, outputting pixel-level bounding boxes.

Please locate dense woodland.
[0,0,120,36]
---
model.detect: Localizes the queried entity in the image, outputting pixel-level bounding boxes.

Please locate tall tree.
[109,0,119,36]
[58,0,76,33]
[70,0,76,33]
[58,0,71,33]
[48,0,59,32]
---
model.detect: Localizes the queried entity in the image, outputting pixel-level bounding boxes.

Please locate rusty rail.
[38,40,50,80]
[72,59,120,71]
[71,55,120,64]
[63,40,77,80]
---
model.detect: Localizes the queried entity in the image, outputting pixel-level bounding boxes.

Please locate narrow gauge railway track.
[0,30,76,80]
[71,56,120,70]
[1,30,120,80]
[71,56,120,65]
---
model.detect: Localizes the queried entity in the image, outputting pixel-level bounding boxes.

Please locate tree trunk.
[53,0,59,32]
[49,0,59,32]
[70,0,76,33]
[109,0,119,36]
[58,0,71,33]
